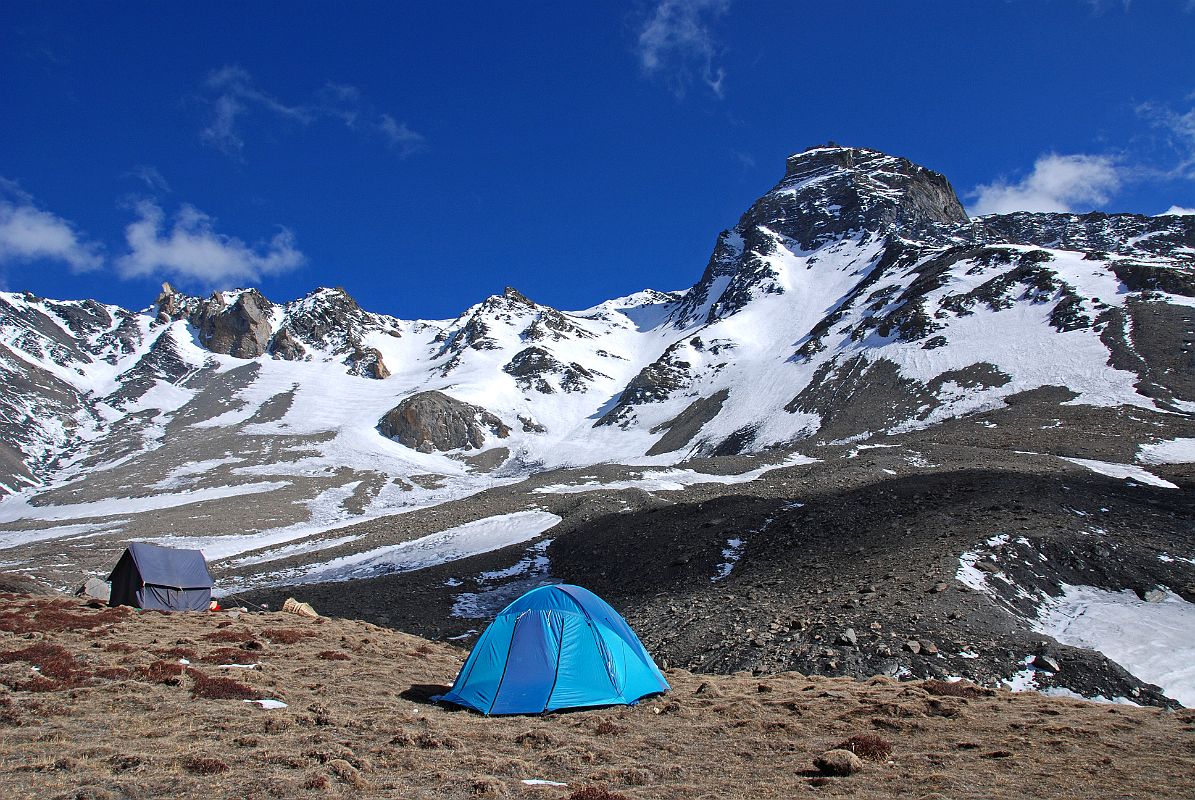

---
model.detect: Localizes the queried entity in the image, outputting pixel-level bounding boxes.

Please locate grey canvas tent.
[107,542,214,611]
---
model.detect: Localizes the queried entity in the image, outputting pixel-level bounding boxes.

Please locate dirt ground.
[1,595,1193,799]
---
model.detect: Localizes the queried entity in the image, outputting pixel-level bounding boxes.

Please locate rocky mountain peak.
[777,144,968,238]
[669,145,970,329]
[502,287,535,306]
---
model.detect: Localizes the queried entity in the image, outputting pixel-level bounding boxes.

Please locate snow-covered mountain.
[3,144,1193,499]
[3,144,1194,705]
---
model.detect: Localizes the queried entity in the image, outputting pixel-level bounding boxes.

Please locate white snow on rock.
[1033,584,1195,707]
[276,510,562,585]
[0,481,289,524]
[712,538,745,581]
[532,454,817,495]
[1059,457,1178,489]
[1137,438,1195,465]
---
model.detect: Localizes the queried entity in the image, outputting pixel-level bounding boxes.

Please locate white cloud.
[637,0,729,99]
[0,180,103,273]
[970,153,1123,216]
[1159,205,1195,216]
[200,66,424,158]
[117,200,303,287]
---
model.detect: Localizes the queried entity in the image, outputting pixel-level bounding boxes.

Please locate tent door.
[488,611,563,715]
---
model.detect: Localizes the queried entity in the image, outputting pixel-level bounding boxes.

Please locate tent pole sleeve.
[487,611,527,716]
[542,610,566,712]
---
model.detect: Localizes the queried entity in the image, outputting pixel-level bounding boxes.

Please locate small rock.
[694,682,721,697]
[904,640,922,655]
[814,749,864,776]
[1032,654,1061,673]
[837,628,858,646]
[929,582,949,593]
[918,639,939,655]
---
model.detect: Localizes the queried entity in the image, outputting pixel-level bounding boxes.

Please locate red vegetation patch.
[186,668,259,701]
[94,667,134,681]
[834,733,893,761]
[261,628,315,645]
[0,600,128,635]
[594,720,623,736]
[568,789,630,800]
[140,660,185,685]
[180,755,230,775]
[316,650,350,661]
[0,640,90,684]
[5,675,64,693]
[0,695,20,725]
[201,628,254,643]
[201,647,253,665]
[154,646,198,661]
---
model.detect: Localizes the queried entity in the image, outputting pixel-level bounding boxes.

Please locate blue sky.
[2,1,1194,318]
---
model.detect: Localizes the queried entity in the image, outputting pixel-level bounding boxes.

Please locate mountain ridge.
[2,143,1193,497]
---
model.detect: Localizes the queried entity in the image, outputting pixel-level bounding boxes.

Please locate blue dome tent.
[440,584,669,715]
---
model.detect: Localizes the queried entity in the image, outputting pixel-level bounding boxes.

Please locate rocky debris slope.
[2,594,1194,800]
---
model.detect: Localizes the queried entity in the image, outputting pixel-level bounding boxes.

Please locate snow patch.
[282,510,562,585]
[1060,457,1178,489]
[1034,585,1195,707]
[1138,438,1195,465]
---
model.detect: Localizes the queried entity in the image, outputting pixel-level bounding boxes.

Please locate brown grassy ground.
[1,595,1193,799]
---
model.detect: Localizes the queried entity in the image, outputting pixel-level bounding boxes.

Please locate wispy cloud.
[199,66,425,159]
[0,179,103,274]
[125,164,171,193]
[1137,99,1195,180]
[117,200,304,288]
[636,0,730,99]
[969,153,1123,215]
[1161,205,1195,215]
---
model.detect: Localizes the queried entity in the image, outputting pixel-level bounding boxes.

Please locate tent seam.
[542,610,567,712]
[487,610,529,716]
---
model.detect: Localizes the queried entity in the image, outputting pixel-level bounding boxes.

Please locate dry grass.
[0,595,1193,799]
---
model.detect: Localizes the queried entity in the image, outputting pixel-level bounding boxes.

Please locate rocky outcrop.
[269,327,307,361]
[157,284,274,358]
[345,347,390,380]
[379,391,510,452]
[503,347,601,394]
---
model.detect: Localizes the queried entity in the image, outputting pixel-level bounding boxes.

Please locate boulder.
[76,577,110,603]
[379,391,510,452]
[814,749,864,776]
